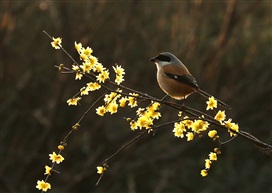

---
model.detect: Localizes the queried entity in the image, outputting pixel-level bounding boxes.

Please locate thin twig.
[78,92,108,124]
[102,130,148,165]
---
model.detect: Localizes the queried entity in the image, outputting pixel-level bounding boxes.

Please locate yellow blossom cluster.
[127,93,139,108]
[223,118,239,137]
[129,101,161,130]
[206,97,239,137]
[50,38,126,107]
[96,90,127,116]
[113,64,125,85]
[213,110,239,137]
[72,64,83,80]
[173,118,209,141]
[201,148,221,177]
[74,41,110,83]
[36,151,65,191]
[67,97,81,106]
[62,41,126,106]
[80,82,101,96]
[199,98,239,176]
[96,92,140,116]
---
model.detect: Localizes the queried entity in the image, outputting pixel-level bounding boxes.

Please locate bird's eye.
[156,55,171,62]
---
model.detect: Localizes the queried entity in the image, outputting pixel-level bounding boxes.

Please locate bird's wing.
[163,72,199,89]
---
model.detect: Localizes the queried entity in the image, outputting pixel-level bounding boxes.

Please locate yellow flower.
[107,102,118,114]
[74,41,82,53]
[205,159,212,169]
[224,119,239,137]
[113,65,125,85]
[80,53,88,61]
[146,103,157,112]
[72,64,80,71]
[173,122,186,138]
[136,108,145,116]
[148,110,161,120]
[215,110,226,123]
[191,120,209,133]
[182,119,193,128]
[67,97,81,106]
[82,47,93,56]
[51,37,62,49]
[49,152,64,164]
[44,165,52,175]
[115,75,124,85]
[130,120,138,130]
[97,166,105,174]
[230,123,239,134]
[128,93,138,107]
[75,73,83,80]
[104,92,118,103]
[137,116,153,129]
[208,130,217,138]
[186,132,194,141]
[113,65,125,76]
[80,61,93,73]
[209,152,217,161]
[88,55,98,66]
[96,70,110,83]
[206,96,217,110]
[80,87,89,96]
[119,97,128,107]
[200,169,208,177]
[86,82,101,91]
[36,180,51,192]
[224,118,232,128]
[93,62,105,73]
[151,102,160,110]
[96,106,106,116]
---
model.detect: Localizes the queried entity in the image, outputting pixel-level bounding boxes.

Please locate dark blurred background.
[1,1,272,193]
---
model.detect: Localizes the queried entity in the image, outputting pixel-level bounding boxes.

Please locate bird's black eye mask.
[156,54,171,62]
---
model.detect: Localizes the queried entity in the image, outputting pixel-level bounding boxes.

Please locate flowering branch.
[36,31,272,192]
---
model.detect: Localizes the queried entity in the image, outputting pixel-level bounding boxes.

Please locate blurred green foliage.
[1,1,271,193]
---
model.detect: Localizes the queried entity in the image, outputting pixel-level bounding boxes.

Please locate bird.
[150,52,230,109]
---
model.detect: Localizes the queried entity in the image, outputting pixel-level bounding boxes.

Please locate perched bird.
[150,52,230,109]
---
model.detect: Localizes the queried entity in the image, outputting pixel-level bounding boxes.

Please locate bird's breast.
[157,69,196,100]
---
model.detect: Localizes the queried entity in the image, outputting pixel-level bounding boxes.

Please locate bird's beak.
[150,57,156,62]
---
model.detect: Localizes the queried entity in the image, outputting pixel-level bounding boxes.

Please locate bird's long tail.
[197,89,231,109]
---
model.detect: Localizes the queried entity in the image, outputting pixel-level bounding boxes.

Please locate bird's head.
[150,52,181,67]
